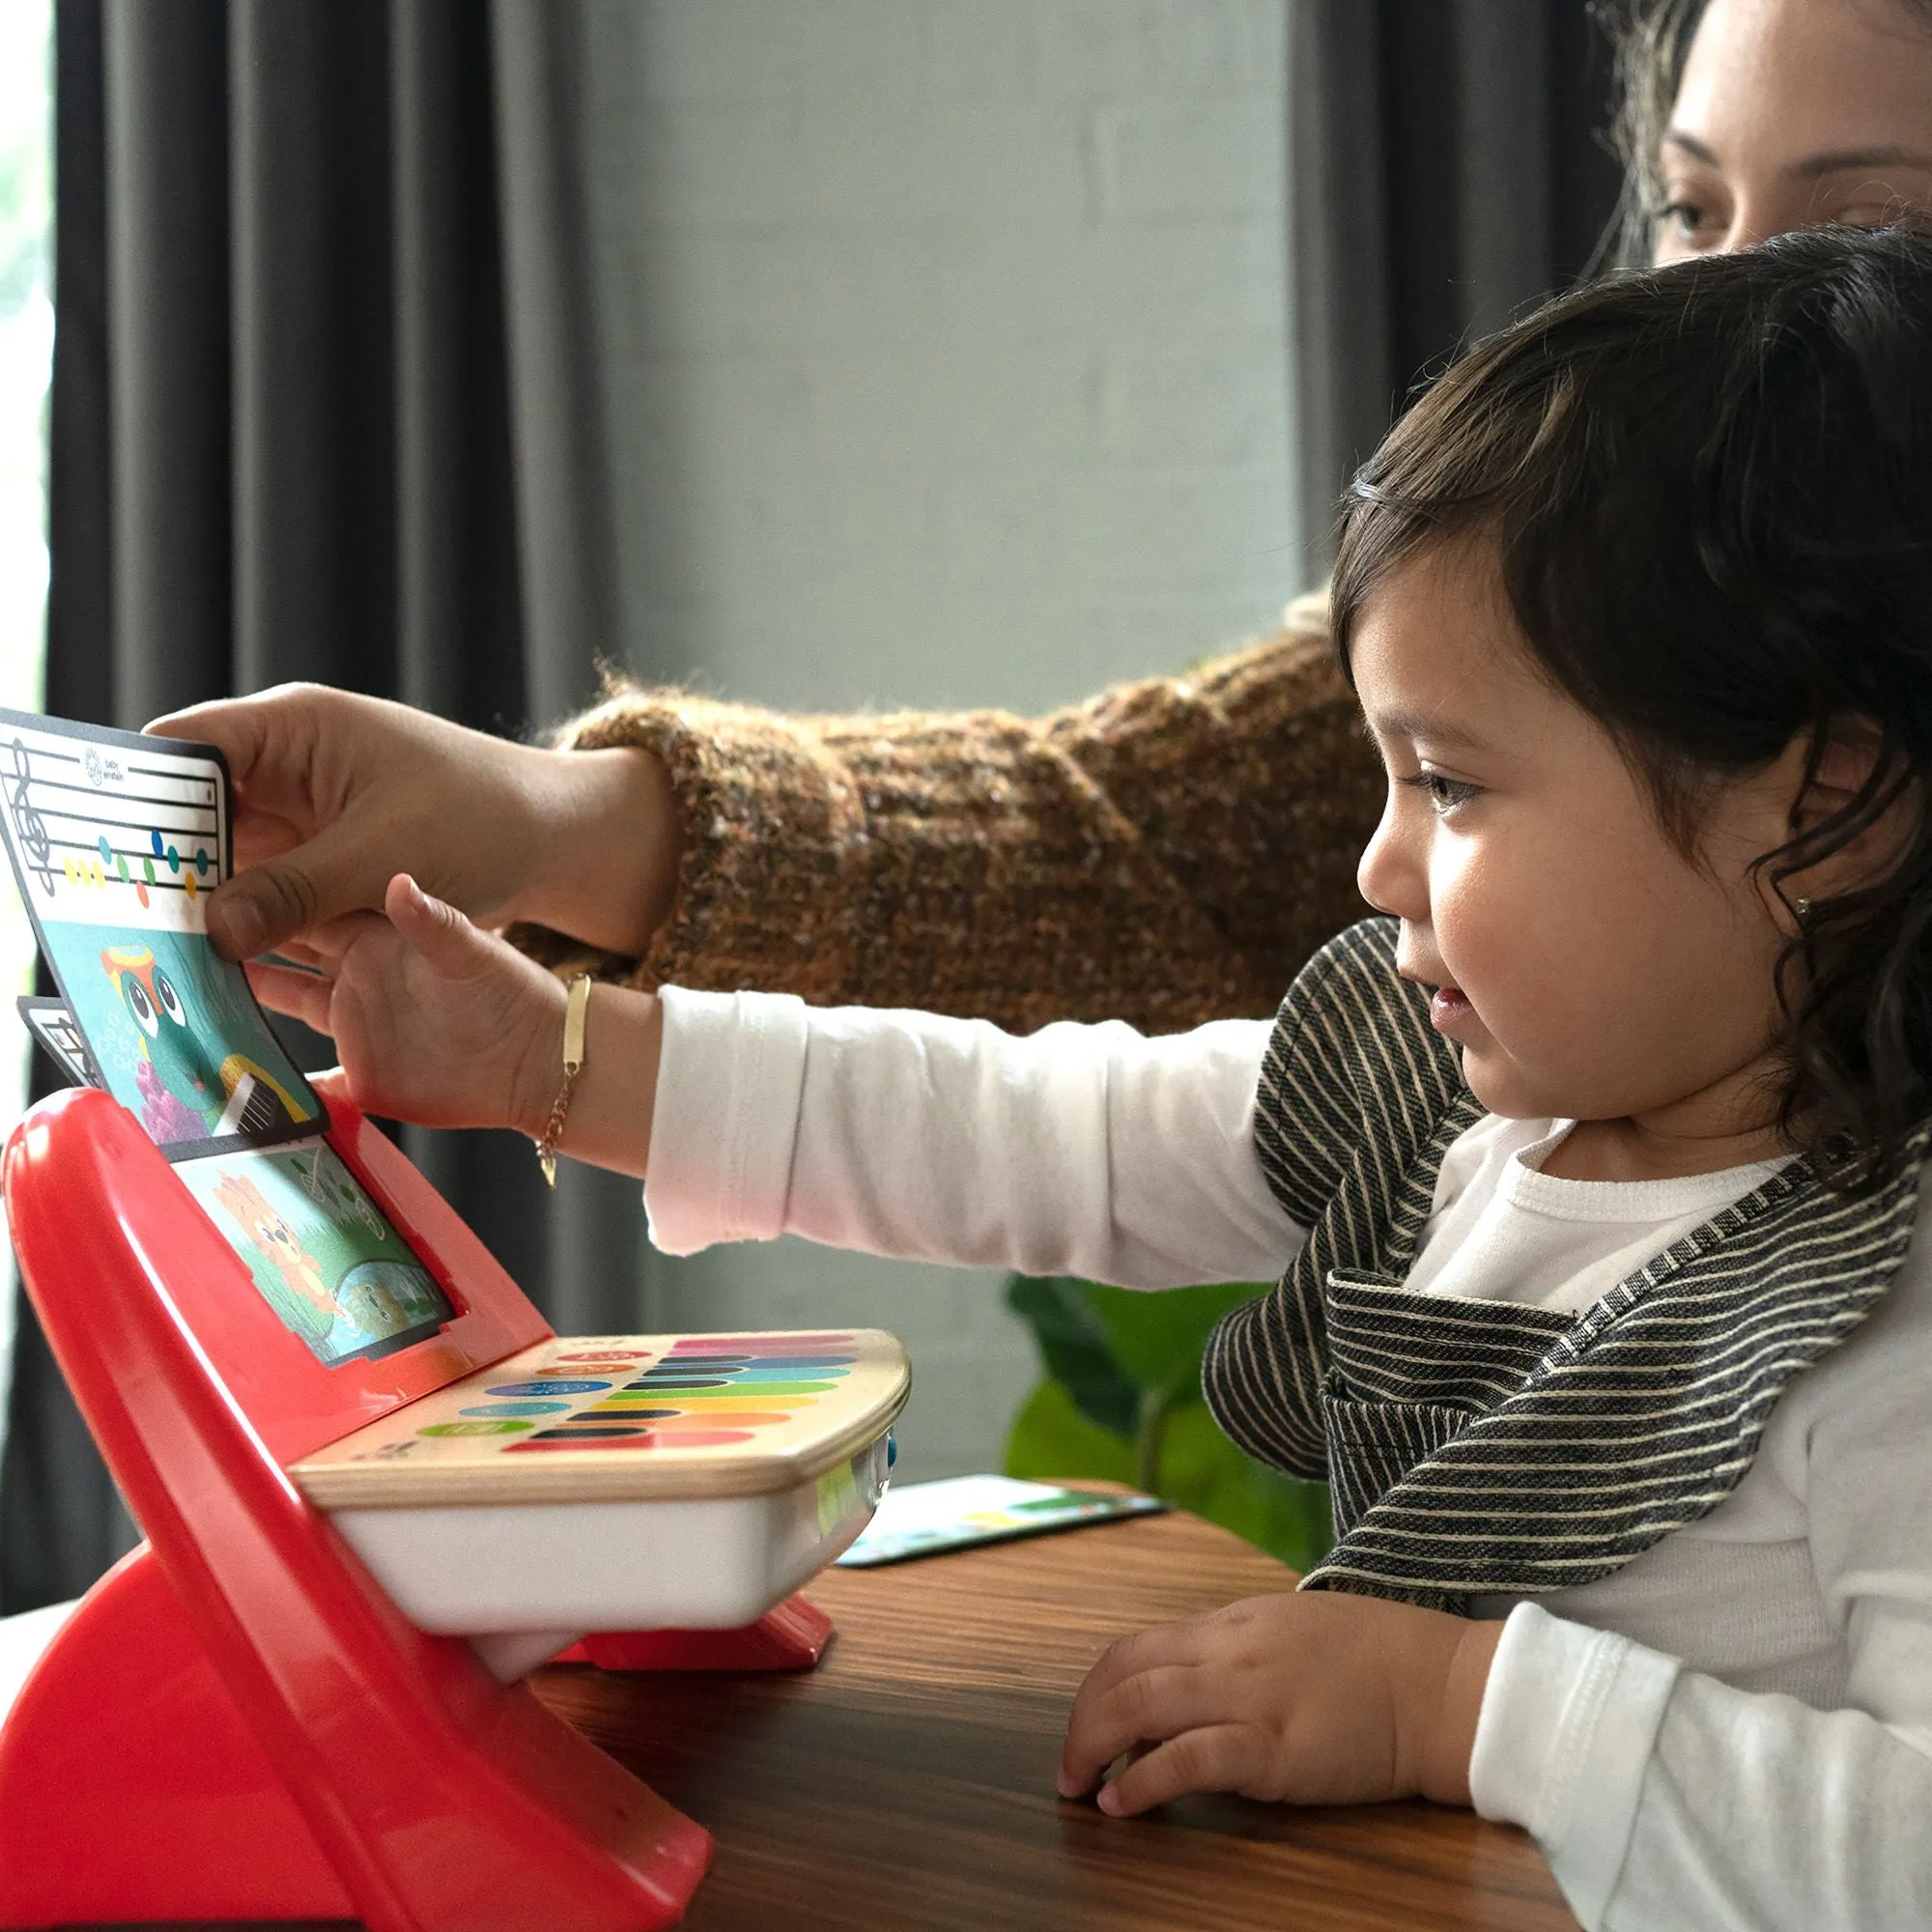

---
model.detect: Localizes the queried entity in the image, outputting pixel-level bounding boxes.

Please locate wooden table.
[536,1504,1580,1931]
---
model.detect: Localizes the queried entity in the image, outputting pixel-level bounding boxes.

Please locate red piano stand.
[0,1086,828,1931]
[556,1596,834,1673]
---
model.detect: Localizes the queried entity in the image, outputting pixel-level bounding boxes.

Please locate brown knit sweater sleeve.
[510,601,1382,1035]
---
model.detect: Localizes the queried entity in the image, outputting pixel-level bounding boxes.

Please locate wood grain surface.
[536,1500,1581,1931]
[290,1331,909,1505]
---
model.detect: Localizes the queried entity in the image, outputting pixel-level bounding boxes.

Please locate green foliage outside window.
[1001,1274,1333,1574]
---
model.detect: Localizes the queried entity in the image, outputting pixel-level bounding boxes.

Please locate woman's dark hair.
[1331,226,1932,1191]
[1605,0,1932,266]
[1604,0,1711,264]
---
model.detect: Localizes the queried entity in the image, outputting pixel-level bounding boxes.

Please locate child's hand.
[1055,1592,1504,1816]
[245,873,567,1140]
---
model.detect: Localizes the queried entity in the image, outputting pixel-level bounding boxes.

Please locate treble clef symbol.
[8,740,53,896]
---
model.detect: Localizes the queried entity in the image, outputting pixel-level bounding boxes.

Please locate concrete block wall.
[579,0,1295,1480]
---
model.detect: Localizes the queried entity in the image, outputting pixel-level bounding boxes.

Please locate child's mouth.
[1429,985,1473,1033]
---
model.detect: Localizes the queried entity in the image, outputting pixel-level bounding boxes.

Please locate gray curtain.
[0,0,640,1612]
[1292,0,1626,561]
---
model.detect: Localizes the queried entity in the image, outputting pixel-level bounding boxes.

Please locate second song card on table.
[0,709,322,1159]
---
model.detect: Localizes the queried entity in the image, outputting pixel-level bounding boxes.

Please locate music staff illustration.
[3,728,223,921]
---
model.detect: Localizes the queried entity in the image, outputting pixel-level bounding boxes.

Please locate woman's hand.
[1056,1592,1503,1816]
[147,683,682,964]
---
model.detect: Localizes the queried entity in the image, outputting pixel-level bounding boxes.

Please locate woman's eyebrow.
[1789,144,1932,182]
[1661,129,1721,168]
[1662,128,1932,182]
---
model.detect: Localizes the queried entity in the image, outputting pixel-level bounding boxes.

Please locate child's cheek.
[1452,1024,1580,1123]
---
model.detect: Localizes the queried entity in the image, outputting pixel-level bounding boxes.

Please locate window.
[0,0,54,1400]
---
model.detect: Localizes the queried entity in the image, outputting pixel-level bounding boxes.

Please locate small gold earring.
[1795,896,1813,920]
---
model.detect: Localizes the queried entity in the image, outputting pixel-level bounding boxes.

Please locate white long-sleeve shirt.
[646,988,1932,1930]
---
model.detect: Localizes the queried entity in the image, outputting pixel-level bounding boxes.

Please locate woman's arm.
[157,605,1378,1033]
[517,616,1381,1033]
[148,685,687,964]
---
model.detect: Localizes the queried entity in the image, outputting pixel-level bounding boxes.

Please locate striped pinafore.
[1201,920,1927,1611]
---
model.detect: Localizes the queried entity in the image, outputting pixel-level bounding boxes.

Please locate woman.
[160,0,1932,1031]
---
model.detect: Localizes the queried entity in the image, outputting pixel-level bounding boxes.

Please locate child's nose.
[1356,793,1425,923]
[1355,801,1398,916]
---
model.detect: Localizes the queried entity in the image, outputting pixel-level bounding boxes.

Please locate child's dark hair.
[1331,225,1932,1191]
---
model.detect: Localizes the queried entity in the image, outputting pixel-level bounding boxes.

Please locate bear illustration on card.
[210,1169,339,1335]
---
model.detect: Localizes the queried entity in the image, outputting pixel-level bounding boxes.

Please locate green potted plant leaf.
[1002,1275,1332,1574]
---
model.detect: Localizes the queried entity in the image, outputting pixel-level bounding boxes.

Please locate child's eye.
[1396,772,1480,814]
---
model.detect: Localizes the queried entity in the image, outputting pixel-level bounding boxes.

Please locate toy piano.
[0,713,909,1930]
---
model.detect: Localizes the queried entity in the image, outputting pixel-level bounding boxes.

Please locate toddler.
[251,227,1932,1930]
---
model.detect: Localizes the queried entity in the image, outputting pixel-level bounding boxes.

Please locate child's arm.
[644,990,1298,1281]
[1468,1602,1932,1929]
[250,877,1304,1284]
[245,874,667,1178]
[1060,1285,1932,1931]
[1465,1281,1932,1932]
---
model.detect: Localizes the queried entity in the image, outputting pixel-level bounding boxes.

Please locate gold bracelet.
[534,973,593,1187]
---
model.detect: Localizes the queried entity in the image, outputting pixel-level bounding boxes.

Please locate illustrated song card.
[0,710,322,1159]
[174,1138,453,1365]
[16,995,98,1088]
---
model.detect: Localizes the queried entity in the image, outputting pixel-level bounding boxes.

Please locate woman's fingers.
[243,960,334,1034]
[154,685,564,954]
[261,911,387,971]
[152,689,426,960]
[147,690,298,796]
[261,939,329,973]
[148,682,350,819]
[229,810,306,874]
[200,813,400,963]
[1058,1660,1220,1798]
[1095,1723,1262,1816]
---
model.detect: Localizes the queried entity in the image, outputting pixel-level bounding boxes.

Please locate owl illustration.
[100,942,308,1142]
[102,944,222,1141]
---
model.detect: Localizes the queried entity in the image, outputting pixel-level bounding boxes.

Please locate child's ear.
[1801,726,1878,815]
[1795,718,1889,826]
[1786,717,1919,895]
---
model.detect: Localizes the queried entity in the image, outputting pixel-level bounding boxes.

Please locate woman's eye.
[1657,198,1714,244]
[1831,198,1932,234]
